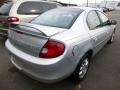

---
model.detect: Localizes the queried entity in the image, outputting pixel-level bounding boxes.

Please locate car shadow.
[8,66,81,90]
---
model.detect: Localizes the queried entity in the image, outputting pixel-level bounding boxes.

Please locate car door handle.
[91,36,98,41]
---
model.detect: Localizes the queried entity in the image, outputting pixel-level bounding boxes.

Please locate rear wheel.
[72,54,90,83]
[79,57,89,79]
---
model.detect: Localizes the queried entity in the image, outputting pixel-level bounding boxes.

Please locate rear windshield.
[31,8,83,29]
[17,1,58,15]
[0,2,13,15]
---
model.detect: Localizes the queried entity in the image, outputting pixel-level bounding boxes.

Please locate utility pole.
[86,0,88,7]
[69,0,70,6]
[104,0,107,7]
[95,0,96,7]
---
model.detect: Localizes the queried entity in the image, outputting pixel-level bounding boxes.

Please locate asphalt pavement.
[81,10,120,90]
[0,10,120,90]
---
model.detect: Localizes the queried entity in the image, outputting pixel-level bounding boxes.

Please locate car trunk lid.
[8,23,66,57]
[8,24,49,57]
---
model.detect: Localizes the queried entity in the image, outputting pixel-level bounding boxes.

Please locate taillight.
[7,17,19,23]
[39,40,65,58]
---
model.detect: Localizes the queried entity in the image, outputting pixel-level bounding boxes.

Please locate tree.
[0,0,7,5]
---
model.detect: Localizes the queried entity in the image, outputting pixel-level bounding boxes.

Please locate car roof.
[52,6,100,12]
[15,0,60,4]
[70,6,102,11]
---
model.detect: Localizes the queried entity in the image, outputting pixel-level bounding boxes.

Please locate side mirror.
[110,20,117,25]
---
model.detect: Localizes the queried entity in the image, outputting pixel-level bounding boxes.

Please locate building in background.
[81,3,100,7]
[100,1,120,10]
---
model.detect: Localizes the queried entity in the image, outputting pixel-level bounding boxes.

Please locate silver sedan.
[5,7,117,83]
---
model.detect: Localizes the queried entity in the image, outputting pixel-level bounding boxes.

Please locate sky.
[56,0,120,5]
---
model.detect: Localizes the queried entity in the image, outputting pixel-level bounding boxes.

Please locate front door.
[86,10,108,54]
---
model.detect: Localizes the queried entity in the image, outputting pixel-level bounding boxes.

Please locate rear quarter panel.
[51,11,93,71]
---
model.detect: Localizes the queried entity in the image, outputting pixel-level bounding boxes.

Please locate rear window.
[17,1,58,15]
[0,2,13,15]
[31,8,83,29]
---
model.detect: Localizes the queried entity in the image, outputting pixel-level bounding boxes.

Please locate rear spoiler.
[10,23,49,38]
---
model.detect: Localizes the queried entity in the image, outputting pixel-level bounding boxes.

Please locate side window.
[87,11,101,30]
[97,11,109,26]
[42,3,57,12]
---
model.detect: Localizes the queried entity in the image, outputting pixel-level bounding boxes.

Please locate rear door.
[86,10,108,54]
[96,11,114,40]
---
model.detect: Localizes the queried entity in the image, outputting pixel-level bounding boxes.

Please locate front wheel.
[108,31,115,44]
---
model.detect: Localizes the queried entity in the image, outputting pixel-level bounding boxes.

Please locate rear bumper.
[5,40,75,83]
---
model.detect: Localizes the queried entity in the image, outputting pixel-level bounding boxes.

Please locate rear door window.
[87,11,101,30]
[0,2,13,15]
[17,1,58,15]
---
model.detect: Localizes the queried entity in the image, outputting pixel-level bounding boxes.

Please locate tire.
[71,54,90,83]
[108,31,115,44]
